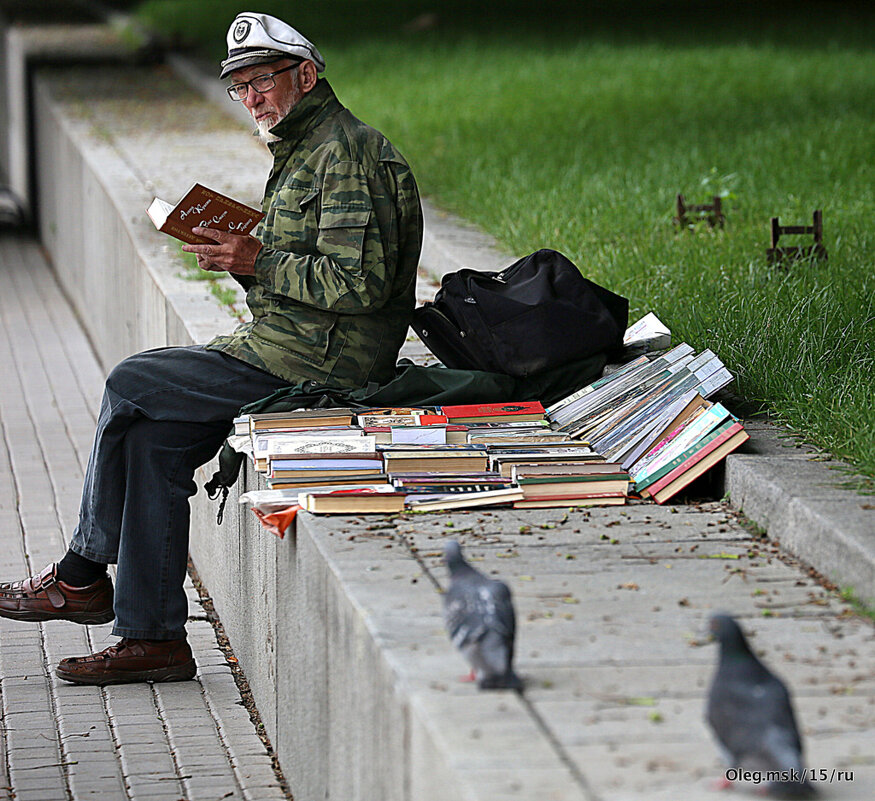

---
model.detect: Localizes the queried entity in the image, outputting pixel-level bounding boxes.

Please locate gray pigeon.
[442,540,522,690]
[706,614,817,799]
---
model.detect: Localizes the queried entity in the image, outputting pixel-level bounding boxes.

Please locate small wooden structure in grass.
[675,193,725,229]
[767,209,827,265]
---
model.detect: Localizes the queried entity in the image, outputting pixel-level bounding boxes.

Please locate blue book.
[269,458,384,471]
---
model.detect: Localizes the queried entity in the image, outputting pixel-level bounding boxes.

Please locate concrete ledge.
[726,443,875,606]
[32,69,254,361]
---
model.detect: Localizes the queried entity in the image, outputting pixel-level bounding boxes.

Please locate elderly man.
[0,12,422,684]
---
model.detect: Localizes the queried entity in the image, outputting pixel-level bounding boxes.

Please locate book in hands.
[146,183,264,245]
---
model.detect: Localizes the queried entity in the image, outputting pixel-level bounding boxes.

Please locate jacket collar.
[266,79,340,157]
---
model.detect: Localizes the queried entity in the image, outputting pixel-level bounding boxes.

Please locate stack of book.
[379,444,489,474]
[545,341,747,503]
[234,411,381,491]
[489,444,606,477]
[234,319,747,513]
[511,462,631,508]
[631,404,749,504]
[265,433,386,489]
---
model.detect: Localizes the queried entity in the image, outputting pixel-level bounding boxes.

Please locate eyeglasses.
[226,63,300,101]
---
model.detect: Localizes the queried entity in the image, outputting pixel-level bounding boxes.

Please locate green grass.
[840,587,875,620]
[178,247,245,320]
[135,1,875,480]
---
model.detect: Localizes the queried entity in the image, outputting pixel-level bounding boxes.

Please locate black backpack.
[411,249,628,378]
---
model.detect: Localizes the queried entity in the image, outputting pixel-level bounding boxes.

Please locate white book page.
[146,197,174,228]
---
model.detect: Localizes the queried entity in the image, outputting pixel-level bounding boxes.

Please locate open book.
[146,183,264,245]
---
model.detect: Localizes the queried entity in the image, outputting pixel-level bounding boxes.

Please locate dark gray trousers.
[69,346,288,639]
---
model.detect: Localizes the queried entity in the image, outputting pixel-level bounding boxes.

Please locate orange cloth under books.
[252,505,301,539]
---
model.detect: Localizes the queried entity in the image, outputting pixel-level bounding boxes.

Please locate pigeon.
[442,540,522,690]
[706,614,817,799]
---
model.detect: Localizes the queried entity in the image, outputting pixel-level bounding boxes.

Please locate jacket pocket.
[316,206,371,268]
[252,306,337,367]
[264,183,320,247]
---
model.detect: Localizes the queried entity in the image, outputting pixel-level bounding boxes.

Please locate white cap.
[219,12,325,79]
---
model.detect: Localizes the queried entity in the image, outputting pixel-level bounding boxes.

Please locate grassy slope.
[136,1,875,480]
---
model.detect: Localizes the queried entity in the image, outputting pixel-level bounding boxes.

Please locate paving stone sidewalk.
[0,234,288,801]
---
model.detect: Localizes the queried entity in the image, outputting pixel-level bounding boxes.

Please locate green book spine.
[517,473,629,485]
[635,420,735,492]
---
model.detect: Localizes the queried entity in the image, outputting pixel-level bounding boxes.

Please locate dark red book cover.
[439,401,545,418]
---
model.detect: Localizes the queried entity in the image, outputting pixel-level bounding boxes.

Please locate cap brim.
[219,50,288,79]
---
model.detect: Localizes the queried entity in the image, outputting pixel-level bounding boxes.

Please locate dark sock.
[56,550,107,587]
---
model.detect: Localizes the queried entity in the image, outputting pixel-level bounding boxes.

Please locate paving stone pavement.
[0,234,289,801]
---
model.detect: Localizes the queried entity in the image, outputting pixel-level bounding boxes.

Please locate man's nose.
[243,88,265,108]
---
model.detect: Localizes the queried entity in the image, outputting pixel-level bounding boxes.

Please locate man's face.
[231,60,303,139]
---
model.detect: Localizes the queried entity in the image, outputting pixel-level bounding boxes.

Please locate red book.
[418,414,450,425]
[645,423,749,504]
[439,401,545,422]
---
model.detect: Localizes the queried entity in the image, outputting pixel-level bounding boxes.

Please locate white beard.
[256,124,281,145]
[252,86,298,146]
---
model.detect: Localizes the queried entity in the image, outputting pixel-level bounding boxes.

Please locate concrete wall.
[3,26,30,213]
[0,12,9,187]
[1,19,133,219]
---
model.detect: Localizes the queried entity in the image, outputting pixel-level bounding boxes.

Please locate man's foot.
[56,638,197,685]
[0,563,114,624]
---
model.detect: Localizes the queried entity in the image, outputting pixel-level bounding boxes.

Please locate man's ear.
[299,60,318,93]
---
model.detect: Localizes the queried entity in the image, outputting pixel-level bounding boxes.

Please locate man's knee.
[105,347,189,400]
[105,354,150,405]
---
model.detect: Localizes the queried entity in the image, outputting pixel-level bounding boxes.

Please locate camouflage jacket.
[206,79,423,389]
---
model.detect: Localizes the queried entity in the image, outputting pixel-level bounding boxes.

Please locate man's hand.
[181,227,263,275]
